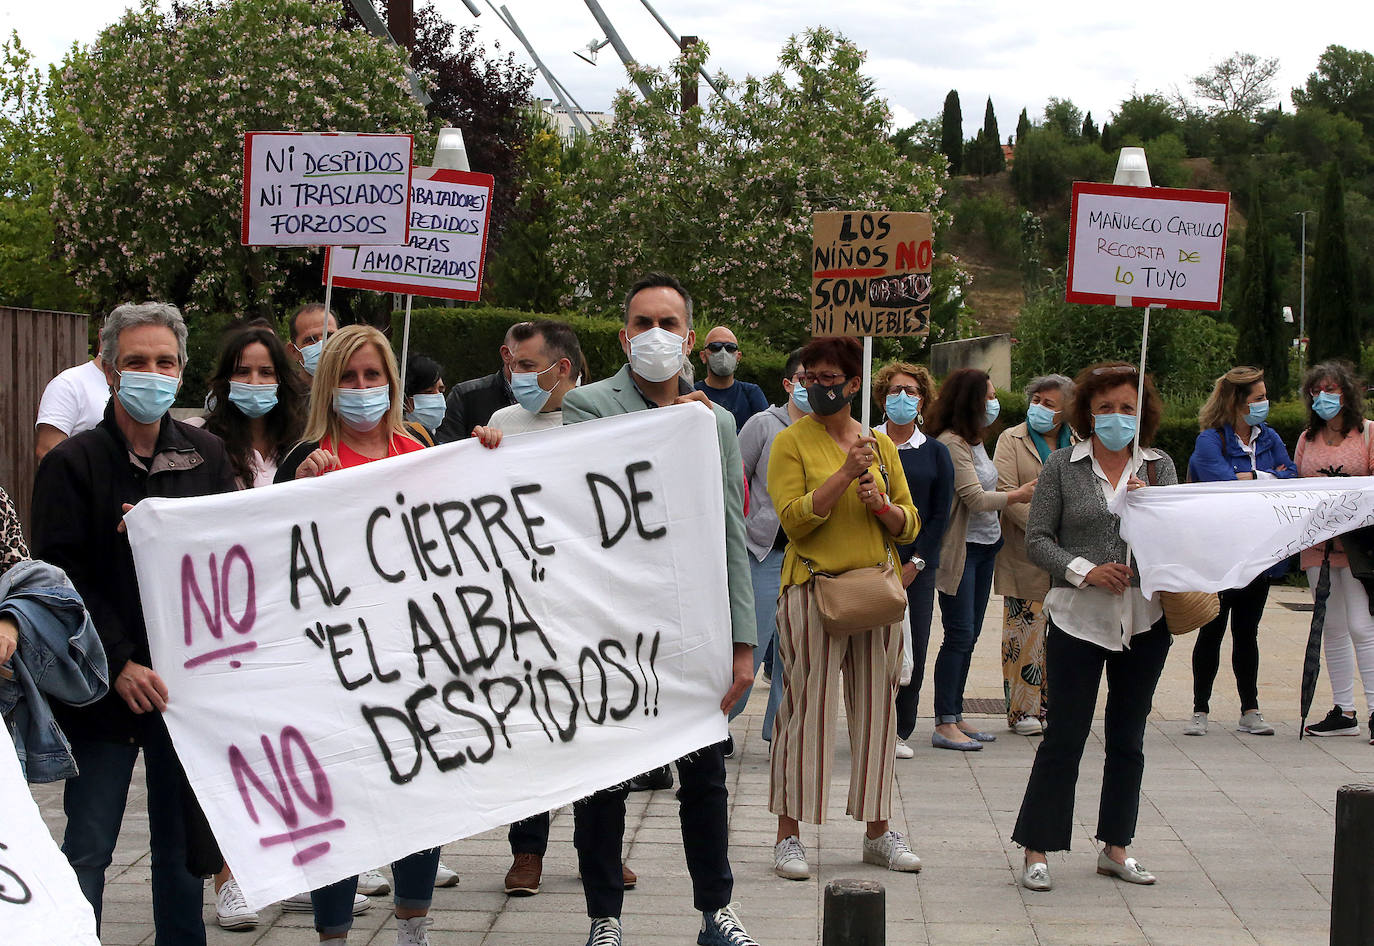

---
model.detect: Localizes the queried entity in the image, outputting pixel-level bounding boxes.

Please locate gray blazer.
[1026,443,1177,590]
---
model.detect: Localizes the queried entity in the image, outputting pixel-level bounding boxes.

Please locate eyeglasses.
[887,384,920,396]
[800,372,847,385]
[705,341,739,353]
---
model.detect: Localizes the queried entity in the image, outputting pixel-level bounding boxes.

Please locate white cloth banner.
[0,740,99,945]
[124,406,730,909]
[1115,477,1374,597]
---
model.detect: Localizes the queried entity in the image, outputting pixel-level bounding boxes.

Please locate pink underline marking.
[183,642,257,669]
[293,842,332,865]
[259,819,347,847]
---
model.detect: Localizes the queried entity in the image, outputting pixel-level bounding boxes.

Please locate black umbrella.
[1299,544,1333,740]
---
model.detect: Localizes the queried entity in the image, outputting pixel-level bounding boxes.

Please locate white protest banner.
[1066,182,1230,310]
[325,167,495,302]
[241,132,414,246]
[0,740,100,945]
[1114,477,1374,597]
[124,406,730,910]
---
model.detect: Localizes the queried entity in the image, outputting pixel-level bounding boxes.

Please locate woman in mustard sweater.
[766,336,922,882]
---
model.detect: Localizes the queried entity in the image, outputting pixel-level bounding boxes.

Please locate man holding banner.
[561,272,760,946]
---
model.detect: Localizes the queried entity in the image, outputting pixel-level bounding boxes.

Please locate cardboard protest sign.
[125,406,730,909]
[1115,477,1374,598]
[1066,182,1230,310]
[325,167,495,302]
[811,211,934,336]
[241,132,414,246]
[0,741,100,945]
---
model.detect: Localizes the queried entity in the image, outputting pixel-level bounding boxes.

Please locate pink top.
[1294,425,1374,569]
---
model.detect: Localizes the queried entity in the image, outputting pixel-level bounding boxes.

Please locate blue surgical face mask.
[1026,402,1058,434]
[228,381,278,418]
[1244,399,1270,427]
[333,384,391,432]
[298,339,324,376]
[511,362,560,414]
[406,393,446,430]
[1094,412,1137,452]
[885,391,920,426]
[983,397,1001,427]
[116,370,180,424]
[1313,391,1342,421]
[789,382,811,414]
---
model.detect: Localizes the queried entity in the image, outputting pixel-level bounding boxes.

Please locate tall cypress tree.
[983,97,1005,172]
[1082,110,1099,142]
[1234,186,1289,392]
[1015,108,1030,145]
[940,90,963,174]
[1308,162,1358,365]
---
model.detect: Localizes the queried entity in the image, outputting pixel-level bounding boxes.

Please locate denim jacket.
[0,559,108,782]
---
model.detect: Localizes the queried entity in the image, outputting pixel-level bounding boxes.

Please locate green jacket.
[562,364,757,647]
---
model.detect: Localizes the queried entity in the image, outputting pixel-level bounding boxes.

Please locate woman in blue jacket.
[1184,366,1295,737]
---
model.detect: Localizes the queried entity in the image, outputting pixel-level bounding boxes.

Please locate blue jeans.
[895,565,938,739]
[62,723,206,946]
[311,847,440,936]
[732,549,784,730]
[934,539,1003,723]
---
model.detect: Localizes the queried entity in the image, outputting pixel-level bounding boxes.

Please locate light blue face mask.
[1244,399,1270,427]
[1094,412,1137,452]
[406,393,446,430]
[117,370,179,424]
[511,362,560,414]
[228,381,278,419]
[885,391,920,425]
[983,397,1001,427]
[333,385,391,432]
[1026,402,1058,434]
[790,382,811,414]
[298,339,324,376]
[1313,391,1342,421]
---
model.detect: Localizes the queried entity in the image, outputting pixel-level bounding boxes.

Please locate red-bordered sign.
[1066,182,1230,311]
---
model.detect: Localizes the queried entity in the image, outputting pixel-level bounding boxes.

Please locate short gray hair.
[100,302,189,369]
[1025,373,1074,401]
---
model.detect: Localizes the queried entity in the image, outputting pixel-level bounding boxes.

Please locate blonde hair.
[872,361,936,406]
[302,324,410,446]
[1199,366,1263,431]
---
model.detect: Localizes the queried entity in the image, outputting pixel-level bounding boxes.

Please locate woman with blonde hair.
[1183,366,1294,737]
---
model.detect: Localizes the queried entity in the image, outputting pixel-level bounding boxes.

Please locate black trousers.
[1012,619,1171,853]
[894,566,937,739]
[1192,575,1269,714]
[509,813,550,856]
[573,744,732,918]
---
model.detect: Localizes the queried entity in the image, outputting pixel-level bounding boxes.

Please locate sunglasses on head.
[705,341,739,353]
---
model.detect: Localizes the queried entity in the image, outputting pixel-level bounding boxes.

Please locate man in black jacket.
[432,322,522,443]
[32,302,238,944]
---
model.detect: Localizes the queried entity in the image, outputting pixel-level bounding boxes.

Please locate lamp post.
[1296,210,1313,384]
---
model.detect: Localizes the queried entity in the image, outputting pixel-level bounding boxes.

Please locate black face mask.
[807,382,853,416]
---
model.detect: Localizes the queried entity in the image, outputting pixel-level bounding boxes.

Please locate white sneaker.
[214,876,259,930]
[862,830,921,872]
[1183,712,1208,736]
[434,861,460,888]
[1012,718,1043,735]
[894,738,915,759]
[397,915,433,946]
[357,868,391,896]
[280,891,372,914]
[1237,710,1274,735]
[773,835,810,880]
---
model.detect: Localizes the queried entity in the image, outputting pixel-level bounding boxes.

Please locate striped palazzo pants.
[769,581,903,824]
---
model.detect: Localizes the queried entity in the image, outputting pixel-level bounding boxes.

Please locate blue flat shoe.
[959,729,997,742]
[931,731,982,751]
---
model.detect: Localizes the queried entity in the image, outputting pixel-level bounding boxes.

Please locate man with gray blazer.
[561,272,760,946]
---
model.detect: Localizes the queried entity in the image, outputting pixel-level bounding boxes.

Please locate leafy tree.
[1043,97,1083,138]
[1191,51,1279,118]
[1293,44,1374,133]
[940,89,963,173]
[1234,186,1288,391]
[980,97,1005,173]
[1009,125,1112,208]
[552,29,947,348]
[890,118,943,167]
[1307,162,1358,363]
[1111,93,1180,143]
[1081,111,1098,142]
[1015,107,1030,145]
[48,0,429,320]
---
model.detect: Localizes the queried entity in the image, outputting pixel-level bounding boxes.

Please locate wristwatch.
[909,556,926,572]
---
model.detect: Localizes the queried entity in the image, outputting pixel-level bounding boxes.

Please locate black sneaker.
[627,765,673,791]
[1305,706,1360,737]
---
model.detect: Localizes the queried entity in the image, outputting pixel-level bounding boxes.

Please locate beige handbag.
[804,559,909,637]
[1159,591,1220,636]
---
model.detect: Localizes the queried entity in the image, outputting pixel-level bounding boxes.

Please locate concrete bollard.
[822,878,884,946]
[1332,783,1374,946]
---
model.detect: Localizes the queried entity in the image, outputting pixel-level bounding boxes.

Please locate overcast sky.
[6,1,1368,138]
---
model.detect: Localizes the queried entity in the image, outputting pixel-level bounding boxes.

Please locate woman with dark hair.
[1013,362,1174,892]
[767,336,922,881]
[1183,366,1294,737]
[402,354,446,446]
[1293,361,1374,739]
[928,369,1033,750]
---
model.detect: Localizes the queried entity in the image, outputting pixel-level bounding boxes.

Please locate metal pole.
[322,265,335,345]
[860,336,873,431]
[635,0,724,97]
[582,0,655,99]
[490,2,589,135]
[544,69,597,132]
[1298,210,1310,384]
[399,294,414,391]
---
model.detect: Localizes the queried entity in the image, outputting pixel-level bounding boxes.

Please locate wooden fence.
[0,307,91,541]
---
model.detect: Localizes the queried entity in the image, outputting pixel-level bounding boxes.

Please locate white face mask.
[626,326,686,383]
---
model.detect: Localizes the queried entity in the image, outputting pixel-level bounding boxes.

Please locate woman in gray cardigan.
[1011,363,1176,893]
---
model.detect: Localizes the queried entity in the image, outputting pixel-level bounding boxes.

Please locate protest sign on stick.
[811,211,934,338]
[0,741,100,945]
[125,406,730,909]
[241,132,414,246]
